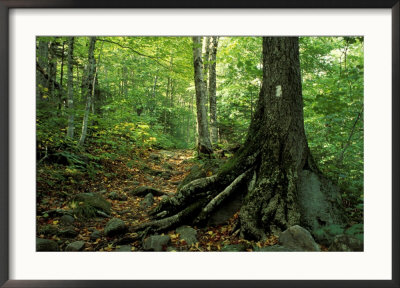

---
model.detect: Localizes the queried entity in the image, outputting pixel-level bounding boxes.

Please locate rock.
[329,234,364,251]
[130,186,165,197]
[221,244,248,252]
[90,230,102,240]
[39,225,58,236]
[115,245,132,252]
[279,225,320,251]
[141,193,154,207]
[104,218,127,237]
[297,170,346,244]
[109,191,128,201]
[253,245,301,252]
[60,215,75,226]
[72,193,111,214]
[37,238,59,251]
[208,192,243,226]
[58,226,78,238]
[176,226,198,245]
[143,235,171,251]
[149,153,161,161]
[65,241,85,251]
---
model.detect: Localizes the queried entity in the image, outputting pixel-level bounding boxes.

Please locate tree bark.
[139,37,346,243]
[209,36,219,145]
[192,36,213,155]
[79,37,97,146]
[66,37,75,139]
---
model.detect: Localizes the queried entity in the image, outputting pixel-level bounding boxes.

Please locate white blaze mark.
[276,85,282,97]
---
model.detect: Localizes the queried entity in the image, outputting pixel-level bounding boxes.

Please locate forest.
[36,36,364,252]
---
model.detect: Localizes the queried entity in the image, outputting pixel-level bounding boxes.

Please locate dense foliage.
[36,36,363,223]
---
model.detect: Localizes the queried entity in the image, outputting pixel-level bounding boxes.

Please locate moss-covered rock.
[72,193,111,215]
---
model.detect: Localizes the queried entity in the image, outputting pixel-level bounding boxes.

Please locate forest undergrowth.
[37,148,286,252]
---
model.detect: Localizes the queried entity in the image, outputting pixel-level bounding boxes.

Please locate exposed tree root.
[194,169,252,224]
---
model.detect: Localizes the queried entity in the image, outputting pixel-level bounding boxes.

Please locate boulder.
[72,193,111,214]
[329,234,363,251]
[297,170,346,245]
[115,245,132,252]
[176,226,198,245]
[130,186,165,197]
[108,191,128,201]
[36,238,59,251]
[141,193,154,207]
[208,192,243,226]
[39,225,58,236]
[58,226,78,238]
[65,241,85,251]
[90,230,102,241]
[104,218,127,237]
[143,235,171,251]
[221,244,248,252]
[279,225,320,251]
[60,215,75,226]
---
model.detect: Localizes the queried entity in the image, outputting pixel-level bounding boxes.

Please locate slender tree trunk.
[48,41,57,101]
[192,36,213,155]
[202,37,211,109]
[66,37,75,139]
[36,39,49,101]
[79,37,96,146]
[208,36,219,145]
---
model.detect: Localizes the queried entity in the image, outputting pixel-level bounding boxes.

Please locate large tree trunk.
[192,36,213,155]
[139,37,346,243]
[79,37,96,146]
[66,37,75,139]
[209,36,219,145]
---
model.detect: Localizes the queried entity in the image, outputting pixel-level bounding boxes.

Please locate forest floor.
[37,149,284,252]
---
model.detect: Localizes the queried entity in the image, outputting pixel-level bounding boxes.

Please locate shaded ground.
[36,149,281,252]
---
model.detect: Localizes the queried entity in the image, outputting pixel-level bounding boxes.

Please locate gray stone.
[109,191,128,201]
[58,226,78,238]
[115,245,132,252]
[39,225,58,236]
[60,215,75,226]
[36,238,59,251]
[221,244,248,252]
[176,226,198,245]
[65,241,85,251]
[253,245,301,252]
[208,192,243,226]
[130,186,165,197]
[329,234,364,251]
[90,230,102,240]
[141,193,154,207]
[143,235,171,251]
[104,218,127,237]
[279,225,320,251]
[72,193,111,214]
[297,170,346,245]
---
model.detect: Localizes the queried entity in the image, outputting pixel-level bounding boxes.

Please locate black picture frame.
[0,1,399,287]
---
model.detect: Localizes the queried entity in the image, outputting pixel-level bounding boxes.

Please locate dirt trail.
[37,149,279,252]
